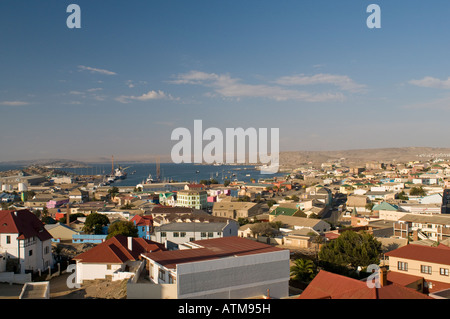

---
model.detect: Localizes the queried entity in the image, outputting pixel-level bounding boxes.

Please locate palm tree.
[290,258,316,283]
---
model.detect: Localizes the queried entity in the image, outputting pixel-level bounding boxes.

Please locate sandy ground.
[49,273,128,299]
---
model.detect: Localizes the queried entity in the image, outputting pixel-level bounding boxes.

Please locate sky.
[1,0,450,163]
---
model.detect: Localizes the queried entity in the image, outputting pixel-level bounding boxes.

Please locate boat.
[114,166,127,180]
[146,174,155,184]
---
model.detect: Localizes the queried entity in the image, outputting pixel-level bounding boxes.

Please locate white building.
[0,209,54,274]
[151,220,239,248]
[137,236,290,299]
[73,235,165,284]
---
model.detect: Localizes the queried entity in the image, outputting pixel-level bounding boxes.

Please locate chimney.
[127,236,133,251]
[379,267,388,287]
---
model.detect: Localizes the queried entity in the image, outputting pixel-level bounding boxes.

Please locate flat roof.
[141,236,285,269]
[399,214,450,225]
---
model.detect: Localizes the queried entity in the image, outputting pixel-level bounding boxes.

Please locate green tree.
[318,230,381,273]
[410,186,426,196]
[365,202,374,212]
[108,186,119,199]
[266,200,277,208]
[107,221,138,239]
[223,180,231,187]
[238,195,251,202]
[250,222,279,238]
[237,217,249,226]
[83,212,110,234]
[290,258,317,283]
[397,191,409,200]
[269,221,283,230]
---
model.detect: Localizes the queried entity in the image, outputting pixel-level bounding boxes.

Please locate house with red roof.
[135,236,290,299]
[385,243,450,294]
[73,234,165,284]
[0,209,54,274]
[299,269,432,299]
[130,214,153,240]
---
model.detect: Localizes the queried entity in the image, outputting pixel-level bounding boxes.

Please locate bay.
[0,163,286,187]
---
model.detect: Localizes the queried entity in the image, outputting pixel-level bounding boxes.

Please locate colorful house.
[131,214,153,240]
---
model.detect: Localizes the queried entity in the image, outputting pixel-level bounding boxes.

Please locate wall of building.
[76,262,123,284]
[176,250,290,299]
[388,256,450,288]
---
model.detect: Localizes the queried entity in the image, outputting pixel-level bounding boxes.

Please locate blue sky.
[1,0,450,162]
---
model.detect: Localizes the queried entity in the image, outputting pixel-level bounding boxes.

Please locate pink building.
[47,198,69,209]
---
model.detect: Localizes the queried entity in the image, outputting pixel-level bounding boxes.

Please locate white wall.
[176,250,290,299]
[76,262,123,284]
[0,234,53,273]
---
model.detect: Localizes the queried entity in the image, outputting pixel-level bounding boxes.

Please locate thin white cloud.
[69,90,85,95]
[409,76,450,90]
[87,88,103,92]
[169,70,360,102]
[274,73,367,93]
[0,101,29,106]
[116,90,178,103]
[78,65,117,76]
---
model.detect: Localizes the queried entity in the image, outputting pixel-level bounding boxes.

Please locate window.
[161,232,166,237]
[440,268,449,276]
[28,250,33,256]
[398,261,408,271]
[107,264,112,270]
[180,232,186,237]
[159,269,166,281]
[201,232,206,238]
[421,265,432,274]
[208,232,213,237]
[173,232,179,238]
[6,236,10,244]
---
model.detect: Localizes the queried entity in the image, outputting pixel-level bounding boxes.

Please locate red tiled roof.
[141,236,285,269]
[130,214,153,227]
[0,209,52,241]
[298,270,432,299]
[387,271,424,287]
[385,244,450,266]
[73,235,165,264]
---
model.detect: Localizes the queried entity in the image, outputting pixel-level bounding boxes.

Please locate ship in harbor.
[141,157,161,185]
[104,156,128,183]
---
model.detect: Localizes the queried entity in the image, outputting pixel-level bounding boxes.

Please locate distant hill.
[0,159,89,168]
[279,147,450,168]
